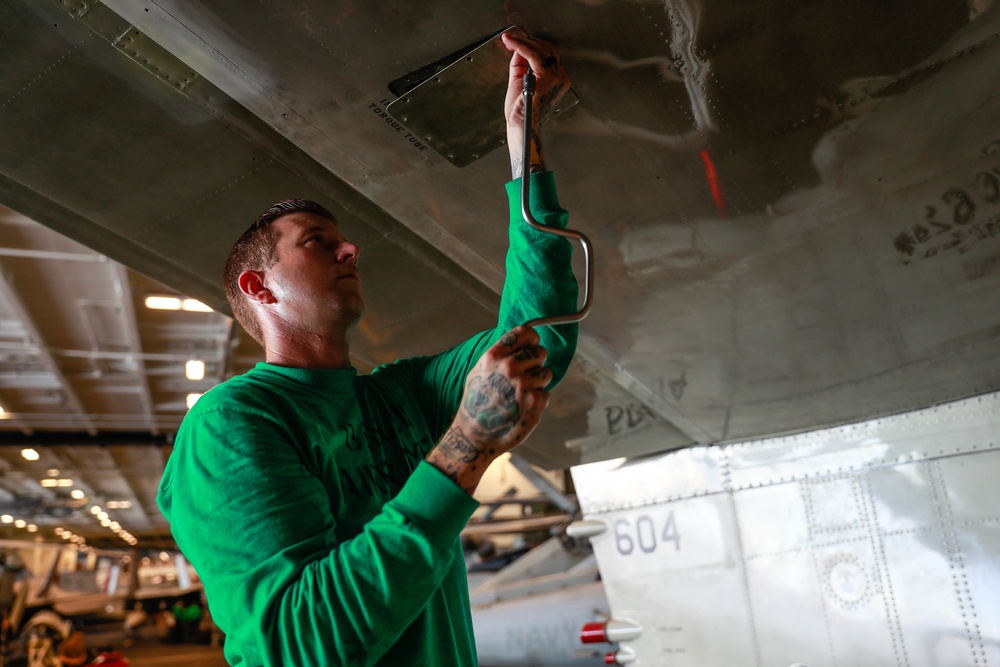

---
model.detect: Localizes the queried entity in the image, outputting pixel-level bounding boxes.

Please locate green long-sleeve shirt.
[158,172,578,666]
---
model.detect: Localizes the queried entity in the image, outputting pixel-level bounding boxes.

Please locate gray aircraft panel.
[89,0,1000,453]
[572,391,1000,665]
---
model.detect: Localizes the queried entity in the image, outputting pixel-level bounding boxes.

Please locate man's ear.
[238,270,276,304]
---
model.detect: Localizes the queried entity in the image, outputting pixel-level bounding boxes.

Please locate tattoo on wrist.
[511,154,524,180]
[463,373,519,436]
[439,426,484,464]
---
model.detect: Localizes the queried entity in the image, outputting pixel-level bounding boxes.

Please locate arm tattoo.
[463,373,519,436]
[529,128,545,174]
[510,153,524,180]
[439,426,484,463]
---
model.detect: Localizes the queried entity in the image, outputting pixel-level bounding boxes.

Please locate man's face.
[262,212,364,333]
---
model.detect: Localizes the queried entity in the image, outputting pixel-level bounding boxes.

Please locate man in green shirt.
[159,29,578,666]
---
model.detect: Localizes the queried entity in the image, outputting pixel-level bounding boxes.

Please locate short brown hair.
[223,199,336,347]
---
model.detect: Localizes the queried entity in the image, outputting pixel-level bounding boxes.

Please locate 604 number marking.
[614,511,680,555]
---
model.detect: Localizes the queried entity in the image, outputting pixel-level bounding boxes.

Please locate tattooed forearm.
[463,373,519,436]
[528,128,545,174]
[511,153,523,180]
[438,426,484,464]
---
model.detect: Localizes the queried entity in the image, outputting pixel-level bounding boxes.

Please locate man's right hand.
[426,326,552,494]
[502,28,570,179]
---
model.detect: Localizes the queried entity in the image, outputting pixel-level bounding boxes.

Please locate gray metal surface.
[1,0,1000,470]
[471,539,612,666]
[385,28,580,167]
[572,390,1000,666]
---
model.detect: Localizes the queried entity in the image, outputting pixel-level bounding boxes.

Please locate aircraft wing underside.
[2,0,1000,469]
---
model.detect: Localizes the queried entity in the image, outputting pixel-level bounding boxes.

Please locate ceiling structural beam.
[0,372,64,390]
[0,431,172,446]
[0,389,35,436]
[0,265,97,435]
[0,248,106,262]
[0,414,185,435]
[0,342,221,363]
[112,265,157,434]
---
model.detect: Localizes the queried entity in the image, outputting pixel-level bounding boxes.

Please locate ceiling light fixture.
[144,296,181,310]
[40,479,57,488]
[185,360,206,381]
[182,299,213,312]
[14,520,25,528]
[71,490,85,500]
[0,515,12,524]
[186,393,202,410]
[21,448,39,461]
[144,295,214,313]
[91,506,101,515]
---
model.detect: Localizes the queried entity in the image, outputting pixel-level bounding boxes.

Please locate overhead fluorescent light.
[144,296,182,310]
[186,393,202,409]
[182,299,213,312]
[27,524,37,533]
[71,490,85,500]
[21,448,39,461]
[14,520,25,528]
[185,360,206,381]
[40,479,57,488]
[144,295,214,312]
[0,515,12,524]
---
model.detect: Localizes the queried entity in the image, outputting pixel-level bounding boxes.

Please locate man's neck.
[264,330,353,370]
